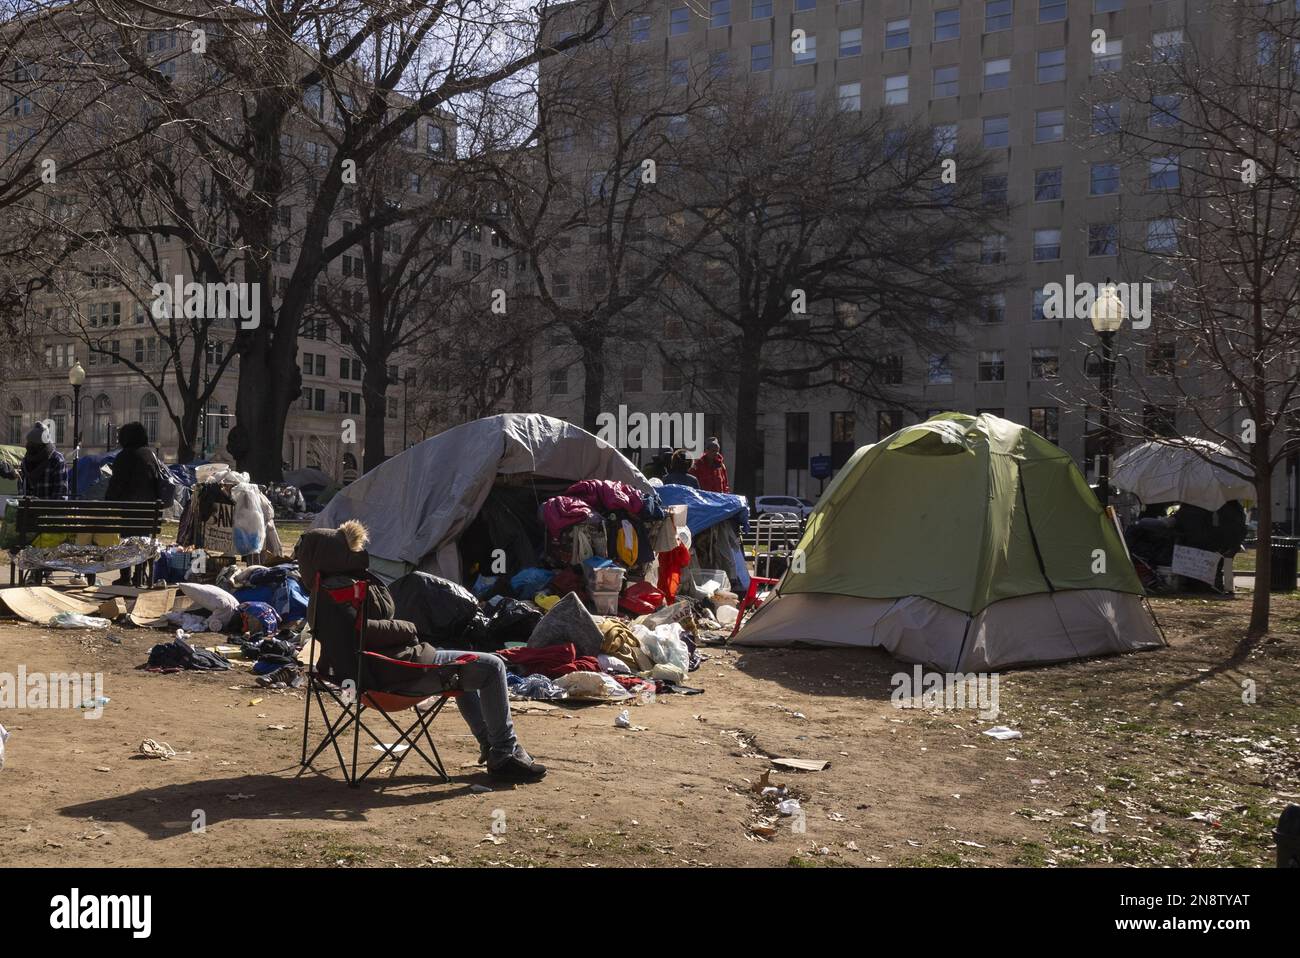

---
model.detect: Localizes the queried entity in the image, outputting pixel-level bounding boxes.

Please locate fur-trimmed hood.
[295,520,370,589]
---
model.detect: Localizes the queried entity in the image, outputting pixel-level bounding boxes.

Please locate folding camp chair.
[299,574,465,787]
[730,575,780,639]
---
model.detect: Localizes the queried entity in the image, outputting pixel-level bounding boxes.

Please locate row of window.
[979,217,1177,266]
[974,158,1178,208]
[641,0,1122,40]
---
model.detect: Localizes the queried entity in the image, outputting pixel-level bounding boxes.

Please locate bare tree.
[1058,3,1300,634]
[656,91,1004,497]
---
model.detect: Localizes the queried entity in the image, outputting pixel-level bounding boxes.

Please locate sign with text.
[199,501,236,555]
[1171,545,1222,588]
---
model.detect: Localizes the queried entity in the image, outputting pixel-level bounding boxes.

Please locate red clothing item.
[690,453,730,493]
[657,543,691,603]
[495,643,600,679]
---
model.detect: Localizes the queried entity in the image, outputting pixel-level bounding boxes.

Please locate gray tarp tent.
[315,413,650,582]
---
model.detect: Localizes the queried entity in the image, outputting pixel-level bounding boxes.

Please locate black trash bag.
[486,597,543,646]
[459,610,496,652]
[389,571,480,644]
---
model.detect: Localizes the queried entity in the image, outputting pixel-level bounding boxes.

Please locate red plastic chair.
[299,574,464,787]
[730,575,780,638]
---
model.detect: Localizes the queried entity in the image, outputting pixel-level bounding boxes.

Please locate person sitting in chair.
[295,520,546,783]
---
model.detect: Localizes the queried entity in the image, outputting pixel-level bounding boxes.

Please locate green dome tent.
[735,413,1163,670]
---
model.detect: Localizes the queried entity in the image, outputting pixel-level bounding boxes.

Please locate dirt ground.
[0,593,1296,868]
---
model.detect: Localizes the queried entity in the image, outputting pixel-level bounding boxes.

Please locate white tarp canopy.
[314,413,649,580]
[1112,437,1255,512]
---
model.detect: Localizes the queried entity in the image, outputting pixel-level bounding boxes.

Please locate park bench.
[6,497,164,586]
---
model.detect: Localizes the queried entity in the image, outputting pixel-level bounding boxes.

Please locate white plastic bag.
[231,483,267,555]
[634,622,691,673]
[554,671,632,701]
[48,612,110,629]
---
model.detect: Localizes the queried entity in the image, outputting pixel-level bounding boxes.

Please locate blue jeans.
[426,649,518,763]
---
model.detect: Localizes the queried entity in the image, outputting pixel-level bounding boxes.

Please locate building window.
[548,368,568,396]
[933,65,959,98]
[752,0,773,19]
[1143,405,1177,438]
[709,0,730,28]
[749,43,772,72]
[670,6,690,34]
[933,124,958,155]
[982,293,1007,324]
[794,35,816,64]
[981,234,1007,265]
[141,394,160,444]
[1030,348,1060,379]
[785,412,810,479]
[631,14,651,43]
[1153,29,1184,63]
[1150,95,1181,128]
[927,355,953,385]
[884,74,908,105]
[985,0,1013,33]
[1032,288,1050,321]
[839,27,862,57]
[623,365,643,393]
[1090,162,1120,195]
[662,363,683,392]
[428,125,445,154]
[885,18,911,49]
[1150,156,1179,190]
[1034,167,1063,201]
[982,174,1008,206]
[1093,101,1121,134]
[934,8,960,41]
[795,0,816,9]
[838,82,861,111]
[1147,218,1177,251]
[1094,0,1123,12]
[983,57,1011,90]
[1033,228,1062,261]
[1088,223,1119,257]
[1093,38,1122,74]
[983,115,1009,148]
[877,410,903,440]
[1036,48,1066,83]
[709,51,730,77]
[1146,341,1176,375]
[1029,407,1059,442]
[670,58,688,85]
[1035,108,1065,143]
[978,350,1006,382]
[882,355,903,385]
[1039,0,1066,22]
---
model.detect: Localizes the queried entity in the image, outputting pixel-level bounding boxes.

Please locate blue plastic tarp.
[656,484,750,536]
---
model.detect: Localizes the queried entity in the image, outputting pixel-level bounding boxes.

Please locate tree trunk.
[361,363,389,474]
[731,331,764,499]
[581,337,605,433]
[233,337,292,482]
[177,399,202,464]
[1249,474,1274,636]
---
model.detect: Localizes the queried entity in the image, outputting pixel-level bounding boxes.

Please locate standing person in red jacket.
[690,437,730,493]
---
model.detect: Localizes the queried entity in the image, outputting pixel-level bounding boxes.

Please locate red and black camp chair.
[299,574,465,787]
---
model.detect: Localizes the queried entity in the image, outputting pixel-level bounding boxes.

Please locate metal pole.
[71,383,81,500]
[1098,330,1115,509]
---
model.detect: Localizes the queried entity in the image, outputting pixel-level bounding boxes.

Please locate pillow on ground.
[179,582,239,616]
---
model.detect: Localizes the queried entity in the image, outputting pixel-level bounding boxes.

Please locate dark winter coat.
[106,422,163,502]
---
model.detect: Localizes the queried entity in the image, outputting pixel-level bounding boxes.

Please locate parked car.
[753,495,816,518]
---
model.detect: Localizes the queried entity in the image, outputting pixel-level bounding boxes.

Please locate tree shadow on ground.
[58,764,492,841]
[730,645,903,700]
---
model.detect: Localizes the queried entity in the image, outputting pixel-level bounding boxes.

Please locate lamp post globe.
[1089,283,1126,509]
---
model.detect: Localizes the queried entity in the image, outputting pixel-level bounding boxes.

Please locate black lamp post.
[1088,283,1127,508]
[68,361,85,499]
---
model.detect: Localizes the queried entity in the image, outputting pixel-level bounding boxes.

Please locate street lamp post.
[1088,282,1127,509]
[68,361,85,500]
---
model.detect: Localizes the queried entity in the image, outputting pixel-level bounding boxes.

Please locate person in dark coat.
[106,421,163,503]
[18,423,69,499]
[106,421,164,585]
[296,520,546,782]
[661,450,700,489]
